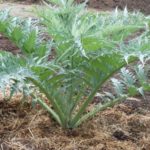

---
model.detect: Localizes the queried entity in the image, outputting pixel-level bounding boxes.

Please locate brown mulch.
[0,95,150,150]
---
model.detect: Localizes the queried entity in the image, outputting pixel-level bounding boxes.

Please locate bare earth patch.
[0,34,20,54]
[78,0,150,15]
[0,2,36,18]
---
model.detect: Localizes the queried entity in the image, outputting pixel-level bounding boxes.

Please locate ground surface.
[1,95,150,149]
[0,0,150,17]
[0,2,35,17]
[86,0,150,15]
[0,1,150,150]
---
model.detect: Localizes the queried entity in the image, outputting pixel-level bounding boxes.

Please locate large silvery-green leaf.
[0,0,150,129]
